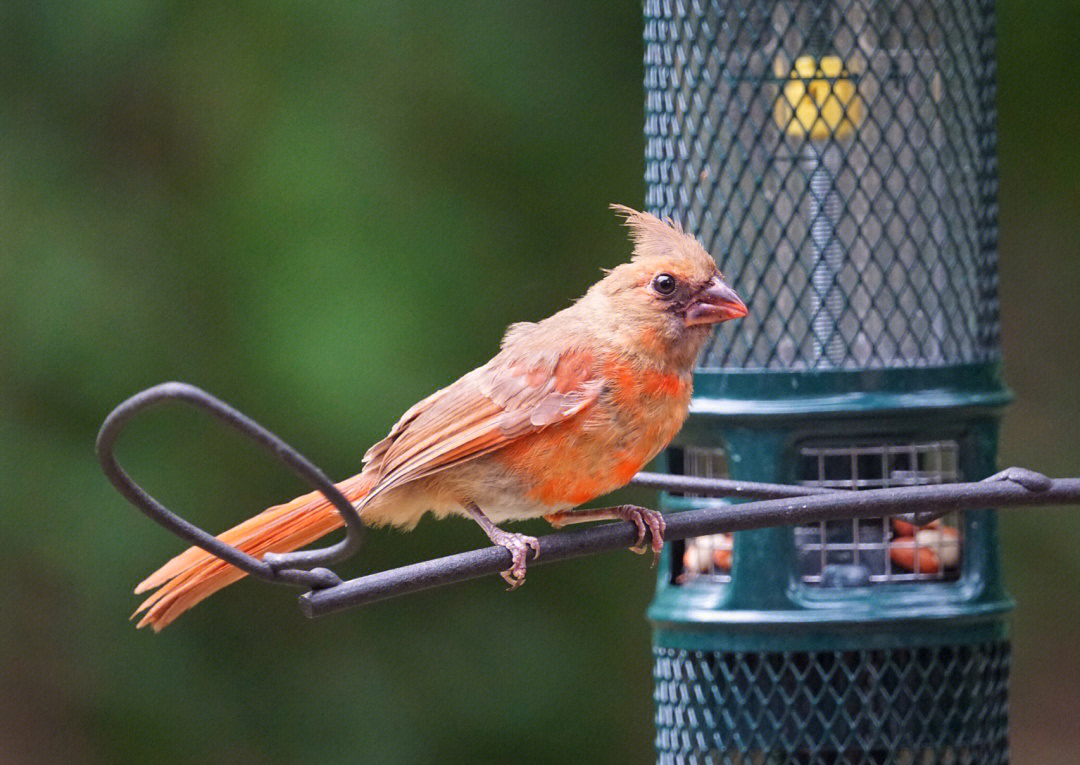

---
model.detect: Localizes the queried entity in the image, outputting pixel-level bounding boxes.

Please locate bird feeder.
[644,0,1012,761]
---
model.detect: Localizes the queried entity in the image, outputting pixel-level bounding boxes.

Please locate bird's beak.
[683,277,748,327]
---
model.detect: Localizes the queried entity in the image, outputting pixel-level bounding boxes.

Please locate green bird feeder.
[644,0,1012,762]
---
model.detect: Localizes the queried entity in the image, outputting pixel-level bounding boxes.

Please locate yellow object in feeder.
[775,55,863,140]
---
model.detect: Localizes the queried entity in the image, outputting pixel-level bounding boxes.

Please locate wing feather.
[361,348,601,499]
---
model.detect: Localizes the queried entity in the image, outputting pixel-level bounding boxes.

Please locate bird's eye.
[652,273,677,296]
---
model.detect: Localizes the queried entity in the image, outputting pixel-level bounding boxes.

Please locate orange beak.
[683,277,748,327]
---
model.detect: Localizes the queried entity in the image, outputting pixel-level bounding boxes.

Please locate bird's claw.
[543,505,666,566]
[492,531,540,590]
[616,505,666,567]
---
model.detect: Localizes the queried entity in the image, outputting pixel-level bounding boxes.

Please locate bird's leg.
[463,501,540,590]
[544,505,666,564]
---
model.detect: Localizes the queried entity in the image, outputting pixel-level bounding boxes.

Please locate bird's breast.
[489,359,692,510]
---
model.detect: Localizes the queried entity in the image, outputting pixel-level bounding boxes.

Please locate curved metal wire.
[97,383,1080,619]
[95,382,364,590]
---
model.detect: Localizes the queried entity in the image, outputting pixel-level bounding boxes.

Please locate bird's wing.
[360,345,602,498]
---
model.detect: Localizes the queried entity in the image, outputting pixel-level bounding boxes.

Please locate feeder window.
[671,446,734,584]
[795,440,963,585]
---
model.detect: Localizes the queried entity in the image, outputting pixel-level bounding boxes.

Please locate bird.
[132,205,746,630]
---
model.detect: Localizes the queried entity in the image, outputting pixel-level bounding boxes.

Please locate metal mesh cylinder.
[645,1,1011,763]
[644,0,1000,369]
[654,642,1010,764]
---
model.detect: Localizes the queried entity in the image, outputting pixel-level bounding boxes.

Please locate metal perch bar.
[630,472,836,499]
[300,473,1080,617]
[97,384,1080,620]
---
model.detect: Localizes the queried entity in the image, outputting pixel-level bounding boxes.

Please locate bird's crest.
[609,204,716,274]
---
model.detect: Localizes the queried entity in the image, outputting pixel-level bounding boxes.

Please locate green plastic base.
[649,362,1014,649]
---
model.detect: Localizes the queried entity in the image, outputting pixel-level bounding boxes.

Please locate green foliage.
[2,1,1077,763]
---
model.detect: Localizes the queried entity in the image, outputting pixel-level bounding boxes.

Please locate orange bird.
[133,205,747,630]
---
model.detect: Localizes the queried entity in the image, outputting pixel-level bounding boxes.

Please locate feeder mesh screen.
[644,0,1000,369]
[654,642,1010,763]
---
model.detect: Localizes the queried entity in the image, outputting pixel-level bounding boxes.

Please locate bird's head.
[581,205,746,366]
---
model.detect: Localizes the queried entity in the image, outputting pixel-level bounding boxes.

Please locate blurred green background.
[2,2,1077,763]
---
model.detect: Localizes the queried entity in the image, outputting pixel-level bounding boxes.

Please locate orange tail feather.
[133,474,371,631]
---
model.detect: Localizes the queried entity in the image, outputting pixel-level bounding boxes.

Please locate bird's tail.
[132,473,372,631]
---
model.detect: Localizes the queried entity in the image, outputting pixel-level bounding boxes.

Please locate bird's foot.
[488,529,541,590]
[545,504,666,566]
[462,501,541,590]
[614,505,666,564]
